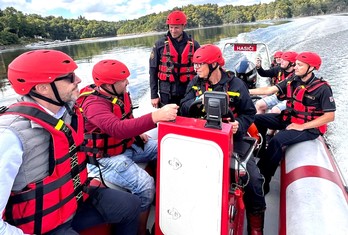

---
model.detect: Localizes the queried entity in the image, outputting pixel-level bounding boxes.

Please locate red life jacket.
[276,71,294,100]
[2,102,88,234]
[77,85,135,158]
[158,36,195,83]
[272,70,285,85]
[283,78,327,134]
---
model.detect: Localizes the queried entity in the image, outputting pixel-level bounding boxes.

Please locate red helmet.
[166,10,187,25]
[281,51,298,63]
[192,44,225,66]
[274,51,283,58]
[296,52,322,70]
[8,49,77,95]
[92,59,130,86]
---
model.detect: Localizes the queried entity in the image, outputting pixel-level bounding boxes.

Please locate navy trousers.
[46,187,141,235]
[241,156,266,212]
[254,113,319,180]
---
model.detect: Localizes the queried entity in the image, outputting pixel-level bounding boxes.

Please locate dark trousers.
[159,93,183,107]
[46,187,141,235]
[241,157,266,213]
[254,113,319,180]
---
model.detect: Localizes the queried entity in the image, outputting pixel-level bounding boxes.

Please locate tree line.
[0,0,347,46]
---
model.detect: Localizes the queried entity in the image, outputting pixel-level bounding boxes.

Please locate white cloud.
[0,0,274,21]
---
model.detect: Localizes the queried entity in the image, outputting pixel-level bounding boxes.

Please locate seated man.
[254,51,298,115]
[254,51,298,140]
[0,50,141,235]
[249,51,336,194]
[77,59,178,235]
[180,44,266,235]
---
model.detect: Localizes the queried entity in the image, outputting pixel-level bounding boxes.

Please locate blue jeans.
[88,138,157,211]
[46,187,141,235]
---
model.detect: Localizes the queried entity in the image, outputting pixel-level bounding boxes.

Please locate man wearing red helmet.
[254,51,298,141]
[77,59,179,235]
[0,50,141,234]
[271,51,283,67]
[250,51,336,194]
[255,51,298,115]
[149,10,200,109]
[181,44,266,235]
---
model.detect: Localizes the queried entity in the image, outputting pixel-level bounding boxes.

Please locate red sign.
[233,44,257,52]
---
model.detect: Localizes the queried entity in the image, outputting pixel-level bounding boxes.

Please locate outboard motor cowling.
[235,60,257,89]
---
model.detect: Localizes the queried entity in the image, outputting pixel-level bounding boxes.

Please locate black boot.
[247,211,265,235]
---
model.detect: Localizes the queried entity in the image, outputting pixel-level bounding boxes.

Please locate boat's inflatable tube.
[280,136,348,235]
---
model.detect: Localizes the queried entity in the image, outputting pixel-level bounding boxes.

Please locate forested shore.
[1,0,347,48]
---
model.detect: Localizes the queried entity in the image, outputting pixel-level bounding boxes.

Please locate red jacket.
[78,86,156,157]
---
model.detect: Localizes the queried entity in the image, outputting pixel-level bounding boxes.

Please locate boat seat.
[232,136,258,163]
[230,136,258,183]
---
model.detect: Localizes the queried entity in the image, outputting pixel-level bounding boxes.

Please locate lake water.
[1,14,347,183]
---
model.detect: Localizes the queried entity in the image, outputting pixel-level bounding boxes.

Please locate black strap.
[34,181,44,234]
[8,163,86,203]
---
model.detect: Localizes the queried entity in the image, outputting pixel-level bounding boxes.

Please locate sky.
[0,0,274,22]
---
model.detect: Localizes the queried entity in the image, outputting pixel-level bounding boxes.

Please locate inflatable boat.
[81,43,348,235]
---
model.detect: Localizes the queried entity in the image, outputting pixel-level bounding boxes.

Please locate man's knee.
[255,100,267,114]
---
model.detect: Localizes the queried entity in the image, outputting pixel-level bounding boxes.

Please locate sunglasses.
[55,73,76,83]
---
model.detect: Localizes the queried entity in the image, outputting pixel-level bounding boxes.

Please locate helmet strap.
[101,84,120,97]
[206,63,219,81]
[285,62,295,70]
[298,66,314,79]
[29,82,65,107]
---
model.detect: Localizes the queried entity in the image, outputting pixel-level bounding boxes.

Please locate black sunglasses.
[55,73,76,83]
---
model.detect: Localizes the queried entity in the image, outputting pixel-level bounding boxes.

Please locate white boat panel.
[159,134,224,235]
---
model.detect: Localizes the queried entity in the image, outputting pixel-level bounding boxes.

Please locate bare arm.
[286,112,335,131]
[249,86,279,96]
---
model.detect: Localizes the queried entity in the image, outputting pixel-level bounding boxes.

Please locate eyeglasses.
[55,73,76,83]
[193,63,206,69]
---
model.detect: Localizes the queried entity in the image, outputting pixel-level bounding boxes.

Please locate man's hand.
[139,133,150,143]
[151,98,160,108]
[230,120,240,134]
[152,104,179,123]
[286,123,305,131]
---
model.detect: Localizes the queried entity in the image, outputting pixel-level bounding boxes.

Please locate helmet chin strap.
[202,64,219,81]
[29,83,75,116]
[298,66,314,79]
[101,84,120,97]
[284,62,295,70]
